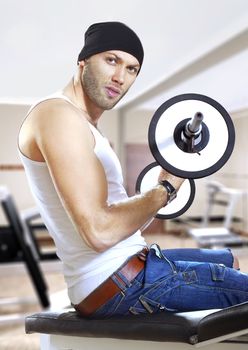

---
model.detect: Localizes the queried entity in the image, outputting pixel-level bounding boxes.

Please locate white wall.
[1,0,248,108]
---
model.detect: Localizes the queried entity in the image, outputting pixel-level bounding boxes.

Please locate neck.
[62,70,103,127]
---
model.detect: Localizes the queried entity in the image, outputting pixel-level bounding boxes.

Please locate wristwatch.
[159,180,177,204]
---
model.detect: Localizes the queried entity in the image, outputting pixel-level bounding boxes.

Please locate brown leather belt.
[73,247,148,317]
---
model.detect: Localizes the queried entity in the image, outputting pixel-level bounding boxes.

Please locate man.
[18,22,248,318]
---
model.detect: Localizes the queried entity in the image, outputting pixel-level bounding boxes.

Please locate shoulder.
[29,98,95,150]
[31,98,90,132]
[31,98,81,119]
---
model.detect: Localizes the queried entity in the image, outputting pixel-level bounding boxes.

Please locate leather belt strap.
[74,247,148,317]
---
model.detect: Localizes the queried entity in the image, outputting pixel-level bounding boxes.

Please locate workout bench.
[25,301,248,350]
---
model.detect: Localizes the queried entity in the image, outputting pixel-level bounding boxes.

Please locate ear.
[78,60,85,68]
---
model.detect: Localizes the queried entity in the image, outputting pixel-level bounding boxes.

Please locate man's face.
[80,50,140,110]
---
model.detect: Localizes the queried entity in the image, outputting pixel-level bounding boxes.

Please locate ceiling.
[1,0,248,114]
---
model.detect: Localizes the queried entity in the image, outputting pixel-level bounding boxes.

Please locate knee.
[232,255,240,270]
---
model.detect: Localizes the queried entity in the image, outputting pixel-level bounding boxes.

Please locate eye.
[127,66,139,75]
[106,56,117,65]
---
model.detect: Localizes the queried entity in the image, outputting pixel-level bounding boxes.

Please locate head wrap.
[77,21,144,69]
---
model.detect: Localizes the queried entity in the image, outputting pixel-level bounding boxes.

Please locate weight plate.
[136,162,195,219]
[148,94,235,179]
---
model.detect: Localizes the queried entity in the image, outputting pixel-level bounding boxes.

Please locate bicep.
[36,111,108,236]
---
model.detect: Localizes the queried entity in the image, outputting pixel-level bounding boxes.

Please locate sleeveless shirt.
[18,94,146,303]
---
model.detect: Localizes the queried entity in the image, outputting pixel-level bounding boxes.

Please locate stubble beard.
[81,64,126,110]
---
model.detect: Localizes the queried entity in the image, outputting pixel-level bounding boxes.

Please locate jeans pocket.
[210,263,226,281]
[144,245,177,284]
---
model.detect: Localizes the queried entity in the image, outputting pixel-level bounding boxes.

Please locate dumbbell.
[136,93,235,219]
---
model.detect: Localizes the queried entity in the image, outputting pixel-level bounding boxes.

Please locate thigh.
[91,250,248,318]
[162,248,233,267]
[130,260,248,314]
[165,260,248,311]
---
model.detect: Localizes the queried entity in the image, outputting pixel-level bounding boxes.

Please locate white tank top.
[18,94,146,304]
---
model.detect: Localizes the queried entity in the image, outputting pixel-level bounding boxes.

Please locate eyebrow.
[106,52,140,69]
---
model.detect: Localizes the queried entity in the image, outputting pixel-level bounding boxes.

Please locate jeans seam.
[188,283,248,295]
[142,278,180,302]
[92,291,125,318]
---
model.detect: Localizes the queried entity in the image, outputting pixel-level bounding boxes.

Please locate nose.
[112,66,125,85]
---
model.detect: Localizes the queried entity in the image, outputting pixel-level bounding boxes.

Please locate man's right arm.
[35,102,183,252]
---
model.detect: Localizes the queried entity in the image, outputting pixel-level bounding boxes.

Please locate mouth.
[105,86,122,98]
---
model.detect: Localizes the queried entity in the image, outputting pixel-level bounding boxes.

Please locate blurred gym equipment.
[187,180,248,248]
[0,186,58,324]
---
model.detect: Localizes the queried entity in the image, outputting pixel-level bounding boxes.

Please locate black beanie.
[77,21,144,68]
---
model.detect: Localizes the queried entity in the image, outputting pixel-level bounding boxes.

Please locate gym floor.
[0,232,248,350]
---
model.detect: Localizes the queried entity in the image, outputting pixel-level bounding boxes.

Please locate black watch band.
[159,180,177,204]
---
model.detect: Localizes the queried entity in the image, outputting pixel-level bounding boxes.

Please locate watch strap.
[159,180,177,204]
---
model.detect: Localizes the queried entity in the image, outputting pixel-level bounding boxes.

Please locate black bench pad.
[25,302,248,345]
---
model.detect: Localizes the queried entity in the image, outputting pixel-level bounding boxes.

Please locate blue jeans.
[90,245,248,318]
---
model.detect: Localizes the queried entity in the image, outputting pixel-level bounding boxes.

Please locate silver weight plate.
[148,94,235,179]
[136,162,195,219]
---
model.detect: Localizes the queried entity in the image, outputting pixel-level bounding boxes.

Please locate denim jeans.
[90,245,248,318]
